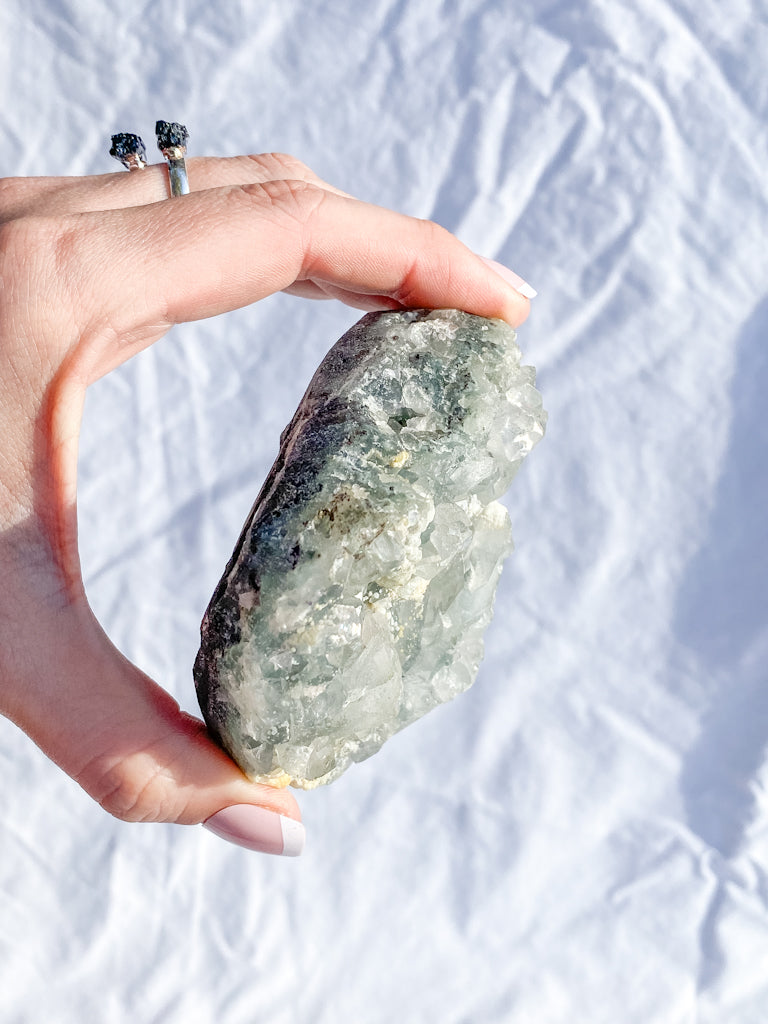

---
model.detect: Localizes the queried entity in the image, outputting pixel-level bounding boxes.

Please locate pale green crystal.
[194,309,545,788]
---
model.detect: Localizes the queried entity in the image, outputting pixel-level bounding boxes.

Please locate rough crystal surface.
[194,309,546,788]
[154,120,188,150]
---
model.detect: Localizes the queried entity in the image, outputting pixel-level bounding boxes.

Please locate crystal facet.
[194,309,546,788]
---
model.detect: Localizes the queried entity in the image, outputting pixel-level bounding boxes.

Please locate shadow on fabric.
[674,295,768,858]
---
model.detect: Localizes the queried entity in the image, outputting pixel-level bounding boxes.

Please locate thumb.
[5,580,304,855]
[0,350,304,855]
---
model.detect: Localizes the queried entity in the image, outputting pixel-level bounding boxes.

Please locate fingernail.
[480,257,538,299]
[203,804,305,857]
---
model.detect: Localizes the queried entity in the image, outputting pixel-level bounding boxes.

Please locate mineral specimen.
[194,309,545,788]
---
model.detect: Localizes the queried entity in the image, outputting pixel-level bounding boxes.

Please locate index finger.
[63,179,531,338]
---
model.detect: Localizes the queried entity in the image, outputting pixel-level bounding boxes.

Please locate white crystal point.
[194,309,546,788]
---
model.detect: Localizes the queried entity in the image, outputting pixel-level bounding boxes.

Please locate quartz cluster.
[194,309,546,788]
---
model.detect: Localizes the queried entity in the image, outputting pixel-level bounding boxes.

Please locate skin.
[0,153,529,831]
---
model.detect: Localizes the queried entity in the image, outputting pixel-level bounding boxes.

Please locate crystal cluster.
[194,309,546,788]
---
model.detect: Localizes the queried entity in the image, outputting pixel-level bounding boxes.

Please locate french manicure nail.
[480,257,538,299]
[203,804,305,857]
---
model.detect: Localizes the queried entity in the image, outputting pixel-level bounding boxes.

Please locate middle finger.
[0,152,348,220]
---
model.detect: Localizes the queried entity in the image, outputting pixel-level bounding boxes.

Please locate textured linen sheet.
[1,1,767,1021]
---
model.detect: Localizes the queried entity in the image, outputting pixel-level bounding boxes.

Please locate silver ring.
[109,133,148,170]
[155,120,190,197]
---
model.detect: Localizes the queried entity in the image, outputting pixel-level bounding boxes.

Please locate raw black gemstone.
[155,120,189,150]
[109,133,146,162]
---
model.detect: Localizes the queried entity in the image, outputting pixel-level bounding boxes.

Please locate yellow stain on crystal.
[388,450,411,469]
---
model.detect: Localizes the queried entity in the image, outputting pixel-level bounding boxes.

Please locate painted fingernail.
[203,804,305,857]
[480,257,538,299]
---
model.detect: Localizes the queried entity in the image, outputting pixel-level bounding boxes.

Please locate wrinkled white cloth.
[1,1,767,1021]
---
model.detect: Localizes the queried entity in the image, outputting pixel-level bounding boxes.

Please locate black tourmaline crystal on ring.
[155,120,189,152]
[108,133,147,169]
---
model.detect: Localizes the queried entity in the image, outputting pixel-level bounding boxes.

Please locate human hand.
[0,153,532,854]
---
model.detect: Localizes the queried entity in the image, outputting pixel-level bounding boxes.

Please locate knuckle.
[0,214,51,264]
[0,214,76,280]
[0,216,61,309]
[419,217,453,245]
[0,218,72,383]
[240,177,326,221]
[245,151,314,180]
[83,757,169,824]
[0,215,95,332]
[0,213,103,376]
[0,176,43,222]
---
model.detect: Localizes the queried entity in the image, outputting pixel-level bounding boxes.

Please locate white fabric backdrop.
[1,1,767,1021]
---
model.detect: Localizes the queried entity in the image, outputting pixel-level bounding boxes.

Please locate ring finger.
[0,152,349,221]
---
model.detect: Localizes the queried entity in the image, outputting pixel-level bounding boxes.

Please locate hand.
[0,153,531,854]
